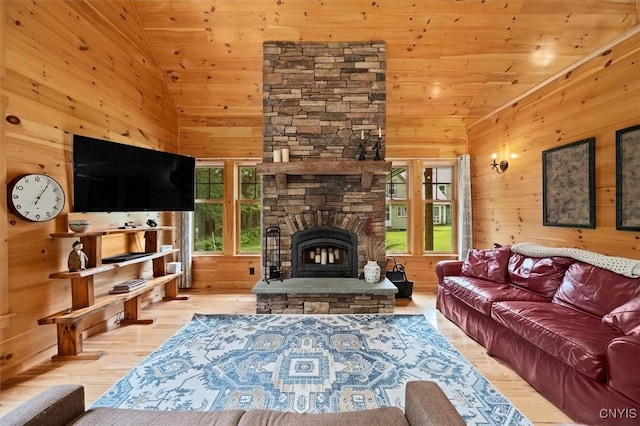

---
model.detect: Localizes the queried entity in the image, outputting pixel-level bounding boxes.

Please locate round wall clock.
[7,173,65,222]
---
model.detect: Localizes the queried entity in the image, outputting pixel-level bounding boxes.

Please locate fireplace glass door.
[291,228,358,278]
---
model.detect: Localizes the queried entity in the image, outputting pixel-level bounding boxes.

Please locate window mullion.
[409,159,423,254]
[223,160,235,256]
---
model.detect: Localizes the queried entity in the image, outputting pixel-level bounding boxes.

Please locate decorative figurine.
[68,240,89,272]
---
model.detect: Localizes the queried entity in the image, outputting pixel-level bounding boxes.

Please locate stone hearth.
[252,278,397,314]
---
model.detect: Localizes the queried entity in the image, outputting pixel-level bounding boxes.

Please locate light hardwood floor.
[0,290,572,424]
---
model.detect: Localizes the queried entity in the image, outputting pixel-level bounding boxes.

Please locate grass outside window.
[386,225,452,252]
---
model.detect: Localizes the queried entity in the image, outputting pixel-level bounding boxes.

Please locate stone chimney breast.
[261,41,387,279]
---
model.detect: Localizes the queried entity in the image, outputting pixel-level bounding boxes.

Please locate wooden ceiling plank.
[127,0,637,119]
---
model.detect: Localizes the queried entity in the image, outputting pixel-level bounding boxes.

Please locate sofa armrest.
[0,384,85,426]
[435,260,464,285]
[607,336,640,402]
[404,381,465,425]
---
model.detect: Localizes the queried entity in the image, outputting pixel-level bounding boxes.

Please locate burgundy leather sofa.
[436,245,640,425]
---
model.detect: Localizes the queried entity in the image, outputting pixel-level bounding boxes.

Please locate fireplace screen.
[291,228,358,278]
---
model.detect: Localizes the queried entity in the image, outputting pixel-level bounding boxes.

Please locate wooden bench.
[39,273,185,360]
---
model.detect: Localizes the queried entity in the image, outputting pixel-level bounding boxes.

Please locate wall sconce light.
[490,153,509,174]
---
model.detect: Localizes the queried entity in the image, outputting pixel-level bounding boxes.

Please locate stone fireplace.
[259,41,388,280]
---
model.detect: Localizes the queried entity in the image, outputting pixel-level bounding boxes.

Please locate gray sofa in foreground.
[1,381,465,426]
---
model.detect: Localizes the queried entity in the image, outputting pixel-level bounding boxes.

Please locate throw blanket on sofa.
[511,242,640,278]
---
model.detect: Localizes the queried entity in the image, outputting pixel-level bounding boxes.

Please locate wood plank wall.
[178,33,470,293]
[158,1,635,293]
[0,1,178,381]
[0,0,10,331]
[146,1,635,293]
[468,30,640,256]
[1,0,638,384]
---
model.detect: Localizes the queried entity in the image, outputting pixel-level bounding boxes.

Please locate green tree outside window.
[194,166,224,252]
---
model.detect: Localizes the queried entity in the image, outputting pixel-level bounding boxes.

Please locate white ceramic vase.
[364,260,381,283]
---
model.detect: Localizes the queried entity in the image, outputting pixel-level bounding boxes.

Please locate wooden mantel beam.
[256,160,392,190]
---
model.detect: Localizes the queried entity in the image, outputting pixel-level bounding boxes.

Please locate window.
[424,166,454,252]
[386,165,409,251]
[384,160,457,255]
[194,161,262,255]
[386,167,407,199]
[194,166,224,252]
[238,165,261,253]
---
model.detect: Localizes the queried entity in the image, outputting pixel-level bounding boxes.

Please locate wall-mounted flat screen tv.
[73,135,195,212]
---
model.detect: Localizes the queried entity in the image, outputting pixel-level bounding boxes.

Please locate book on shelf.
[109,279,146,294]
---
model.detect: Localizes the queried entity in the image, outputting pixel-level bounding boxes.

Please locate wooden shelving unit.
[40,227,187,360]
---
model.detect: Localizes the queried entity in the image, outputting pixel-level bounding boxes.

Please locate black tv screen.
[73,135,195,212]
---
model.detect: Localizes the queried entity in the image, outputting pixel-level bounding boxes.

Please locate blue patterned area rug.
[92,314,531,425]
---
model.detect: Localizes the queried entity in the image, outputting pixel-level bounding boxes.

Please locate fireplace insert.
[291,228,358,278]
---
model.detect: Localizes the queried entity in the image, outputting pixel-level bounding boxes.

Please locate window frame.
[422,161,457,254]
[236,162,261,255]
[194,161,225,254]
[386,162,411,253]
[193,159,261,256]
[385,159,457,256]
[396,205,407,218]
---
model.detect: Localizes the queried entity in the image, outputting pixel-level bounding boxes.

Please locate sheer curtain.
[178,211,193,288]
[457,154,473,259]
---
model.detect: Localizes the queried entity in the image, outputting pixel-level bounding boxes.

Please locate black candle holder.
[357,134,383,161]
[373,139,382,161]
[358,141,367,161]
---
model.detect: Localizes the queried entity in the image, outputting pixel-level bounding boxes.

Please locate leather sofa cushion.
[461,246,510,283]
[492,301,623,380]
[238,407,409,426]
[507,253,574,298]
[73,407,247,425]
[76,407,410,426]
[442,276,548,316]
[602,297,640,335]
[553,262,640,318]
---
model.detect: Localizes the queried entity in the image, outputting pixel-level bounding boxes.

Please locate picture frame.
[542,137,595,228]
[616,124,640,231]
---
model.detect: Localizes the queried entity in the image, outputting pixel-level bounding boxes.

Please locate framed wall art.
[542,137,595,228]
[616,124,640,231]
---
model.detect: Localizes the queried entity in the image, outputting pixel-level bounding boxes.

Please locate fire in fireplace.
[291,228,358,278]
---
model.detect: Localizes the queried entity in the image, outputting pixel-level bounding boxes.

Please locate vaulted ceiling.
[114,0,638,122]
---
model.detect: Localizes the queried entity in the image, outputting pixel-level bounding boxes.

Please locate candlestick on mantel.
[378,127,382,138]
[273,149,281,162]
[361,130,364,140]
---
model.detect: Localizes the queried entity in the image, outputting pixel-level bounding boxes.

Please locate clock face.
[8,174,65,222]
